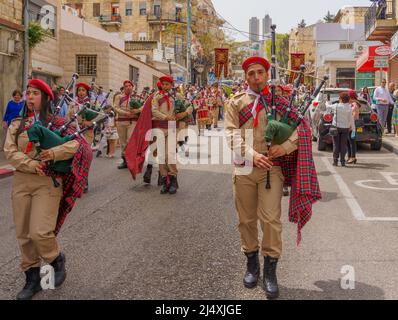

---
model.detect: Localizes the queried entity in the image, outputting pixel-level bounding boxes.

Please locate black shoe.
[50,252,66,288]
[143,165,153,184]
[341,161,346,167]
[16,267,42,300]
[83,183,88,194]
[263,256,279,299]
[333,159,338,167]
[160,176,169,194]
[283,187,289,197]
[243,251,260,289]
[168,176,178,195]
[96,150,102,158]
[118,157,128,170]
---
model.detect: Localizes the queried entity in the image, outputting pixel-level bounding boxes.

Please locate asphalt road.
[0,126,398,300]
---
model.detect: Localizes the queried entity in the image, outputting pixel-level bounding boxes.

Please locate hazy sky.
[212,0,372,40]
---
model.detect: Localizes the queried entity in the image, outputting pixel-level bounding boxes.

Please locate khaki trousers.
[156,128,178,177]
[233,166,284,258]
[12,172,62,271]
[212,107,219,127]
[117,121,136,155]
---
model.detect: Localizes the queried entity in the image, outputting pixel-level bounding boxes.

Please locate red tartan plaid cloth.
[125,94,155,179]
[239,92,321,245]
[46,117,93,235]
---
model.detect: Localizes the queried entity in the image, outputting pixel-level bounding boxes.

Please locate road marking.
[321,157,366,221]
[354,180,398,191]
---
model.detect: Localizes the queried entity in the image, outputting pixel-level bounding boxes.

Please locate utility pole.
[23,0,29,90]
[186,0,191,84]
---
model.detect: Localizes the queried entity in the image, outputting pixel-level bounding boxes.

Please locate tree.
[298,19,306,28]
[324,11,335,23]
[28,21,48,49]
[265,33,290,70]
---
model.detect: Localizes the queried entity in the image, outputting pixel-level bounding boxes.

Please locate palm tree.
[324,11,335,23]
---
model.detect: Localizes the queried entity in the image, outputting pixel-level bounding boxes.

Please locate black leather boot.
[157,171,162,186]
[160,176,169,194]
[243,251,260,289]
[263,256,279,299]
[16,267,42,300]
[118,156,128,169]
[143,164,153,184]
[333,159,338,167]
[168,176,178,195]
[50,252,66,288]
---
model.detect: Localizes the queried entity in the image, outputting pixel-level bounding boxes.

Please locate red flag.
[125,94,154,180]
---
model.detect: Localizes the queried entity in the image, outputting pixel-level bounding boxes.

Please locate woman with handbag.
[347,90,361,164]
[331,92,354,167]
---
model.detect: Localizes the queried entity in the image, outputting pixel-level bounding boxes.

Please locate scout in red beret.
[28,79,54,101]
[76,82,91,92]
[159,75,174,84]
[242,56,271,73]
[156,80,163,90]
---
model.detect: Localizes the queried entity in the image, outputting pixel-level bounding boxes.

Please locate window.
[139,2,146,16]
[339,43,354,50]
[29,0,57,36]
[125,1,132,16]
[176,5,183,22]
[336,68,355,89]
[129,65,139,84]
[93,3,100,17]
[154,0,161,17]
[138,32,147,41]
[124,32,133,41]
[76,55,97,76]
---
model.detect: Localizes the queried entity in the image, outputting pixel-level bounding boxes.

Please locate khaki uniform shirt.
[4,118,79,174]
[225,92,299,163]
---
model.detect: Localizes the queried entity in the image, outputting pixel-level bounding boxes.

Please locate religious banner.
[214,48,229,79]
[289,53,305,84]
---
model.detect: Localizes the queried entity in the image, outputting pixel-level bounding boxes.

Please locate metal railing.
[147,12,186,23]
[99,14,122,24]
[365,0,396,36]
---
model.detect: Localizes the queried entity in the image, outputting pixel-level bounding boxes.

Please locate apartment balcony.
[99,14,122,28]
[365,0,398,43]
[147,12,196,25]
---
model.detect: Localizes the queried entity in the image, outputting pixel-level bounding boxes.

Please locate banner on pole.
[214,48,229,78]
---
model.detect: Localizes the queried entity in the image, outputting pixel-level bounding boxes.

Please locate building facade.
[263,14,272,38]
[249,17,259,43]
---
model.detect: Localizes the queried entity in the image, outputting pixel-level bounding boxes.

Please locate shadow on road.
[319,191,338,202]
[280,279,385,300]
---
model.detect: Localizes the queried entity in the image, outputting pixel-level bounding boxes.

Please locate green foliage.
[266,33,290,69]
[28,21,49,49]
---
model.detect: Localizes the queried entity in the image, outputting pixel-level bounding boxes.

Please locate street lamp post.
[167,59,173,75]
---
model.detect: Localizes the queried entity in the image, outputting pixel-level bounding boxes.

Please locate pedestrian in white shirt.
[373,79,395,130]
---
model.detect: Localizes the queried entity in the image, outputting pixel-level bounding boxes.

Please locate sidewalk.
[382,135,398,155]
[0,151,14,180]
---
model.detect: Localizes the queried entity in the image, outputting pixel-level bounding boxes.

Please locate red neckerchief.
[160,90,171,112]
[253,86,270,128]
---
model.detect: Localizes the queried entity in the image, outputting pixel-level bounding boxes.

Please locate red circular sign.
[375,46,391,56]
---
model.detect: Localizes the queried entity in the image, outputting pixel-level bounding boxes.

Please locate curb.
[382,139,398,155]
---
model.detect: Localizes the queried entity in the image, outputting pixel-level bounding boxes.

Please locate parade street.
[1,125,398,300]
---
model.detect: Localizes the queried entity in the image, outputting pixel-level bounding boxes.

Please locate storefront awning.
[356,45,390,72]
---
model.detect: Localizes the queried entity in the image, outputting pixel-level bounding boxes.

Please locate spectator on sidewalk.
[331,92,354,167]
[2,89,24,129]
[359,86,372,105]
[53,86,68,118]
[347,90,361,165]
[373,79,395,132]
[387,82,396,134]
[393,89,398,137]
[378,0,387,19]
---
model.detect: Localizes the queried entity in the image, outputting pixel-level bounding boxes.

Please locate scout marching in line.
[4,25,322,300]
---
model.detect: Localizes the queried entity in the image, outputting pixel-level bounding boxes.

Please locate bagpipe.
[28,74,114,187]
[260,25,329,189]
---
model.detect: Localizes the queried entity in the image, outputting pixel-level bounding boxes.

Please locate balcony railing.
[147,12,187,24]
[99,14,122,25]
[365,0,396,38]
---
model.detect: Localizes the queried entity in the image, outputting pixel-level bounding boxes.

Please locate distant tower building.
[263,14,272,37]
[249,17,260,43]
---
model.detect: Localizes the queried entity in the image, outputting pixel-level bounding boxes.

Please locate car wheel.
[370,140,382,151]
[317,136,327,151]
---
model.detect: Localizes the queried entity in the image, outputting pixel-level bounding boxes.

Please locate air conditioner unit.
[355,44,367,54]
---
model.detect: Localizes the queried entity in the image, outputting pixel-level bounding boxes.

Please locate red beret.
[156,81,163,90]
[160,75,174,84]
[242,56,271,73]
[348,89,358,100]
[28,79,54,101]
[76,82,91,92]
[123,80,134,87]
